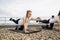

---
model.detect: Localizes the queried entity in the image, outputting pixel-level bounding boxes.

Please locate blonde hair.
[58,11,60,16]
[26,10,32,17]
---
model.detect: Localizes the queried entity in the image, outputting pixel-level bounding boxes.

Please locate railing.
[0,17,19,24]
[0,17,49,24]
[0,17,58,27]
[0,17,48,25]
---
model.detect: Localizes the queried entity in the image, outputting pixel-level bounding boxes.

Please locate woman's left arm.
[31,18,41,21]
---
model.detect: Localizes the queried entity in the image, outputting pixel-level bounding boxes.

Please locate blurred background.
[0,0,60,25]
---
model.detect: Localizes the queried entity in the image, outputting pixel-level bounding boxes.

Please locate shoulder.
[55,16,59,19]
[22,16,26,19]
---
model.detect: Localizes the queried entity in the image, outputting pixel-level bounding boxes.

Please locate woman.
[37,15,54,29]
[58,11,60,31]
[54,11,60,31]
[9,10,41,33]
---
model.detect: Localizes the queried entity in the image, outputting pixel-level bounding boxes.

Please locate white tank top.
[18,16,32,25]
[49,16,59,23]
[49,18,55,23]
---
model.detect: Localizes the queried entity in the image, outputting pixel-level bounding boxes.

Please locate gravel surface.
[0,26,60,40]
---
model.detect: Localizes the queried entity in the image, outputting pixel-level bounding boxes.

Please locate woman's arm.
[23,18,28,32]
[31,17,42,21]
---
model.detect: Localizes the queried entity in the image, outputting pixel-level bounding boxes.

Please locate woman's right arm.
[23,18,28,31]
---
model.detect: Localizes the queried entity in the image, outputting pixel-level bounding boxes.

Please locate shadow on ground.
[9,28,42,34]
[8,27,60,34]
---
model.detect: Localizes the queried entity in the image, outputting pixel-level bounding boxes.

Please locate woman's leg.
[41,20,49,23]
[36,20,49,24]
[9,18,20,24]
[42,25,49,29]
[19,25,24,30]
[49,23,54,29]
[41,20,49,29]
[15,25,24,30]
[9,18,20,30]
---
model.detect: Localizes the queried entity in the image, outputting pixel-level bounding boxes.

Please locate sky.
[0,0,60,18]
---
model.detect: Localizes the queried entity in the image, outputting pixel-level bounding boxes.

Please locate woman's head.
[26,10,32,18]
[51,15,54,18]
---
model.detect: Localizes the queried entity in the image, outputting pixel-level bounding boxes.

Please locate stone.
[0,26,60,40]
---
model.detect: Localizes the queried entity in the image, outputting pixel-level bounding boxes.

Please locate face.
[27,12,32,18]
